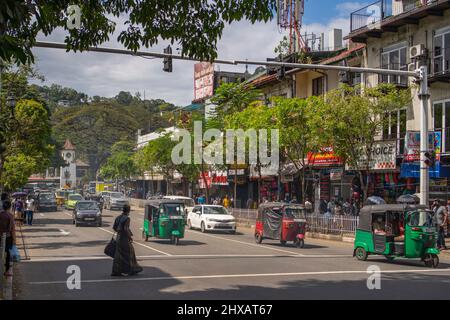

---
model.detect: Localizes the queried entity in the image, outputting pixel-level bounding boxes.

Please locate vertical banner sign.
[404,131,441,162]
[194,62,214,101]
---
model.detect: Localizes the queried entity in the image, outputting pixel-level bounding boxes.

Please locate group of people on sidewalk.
[431,199,448,251]
[11,195,35,226]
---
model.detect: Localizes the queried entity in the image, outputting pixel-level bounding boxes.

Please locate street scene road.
[14,207,450,300]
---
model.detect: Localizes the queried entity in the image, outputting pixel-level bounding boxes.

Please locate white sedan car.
[187,205,236,234]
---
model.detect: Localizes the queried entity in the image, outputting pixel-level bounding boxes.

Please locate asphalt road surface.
[14,207,450,300]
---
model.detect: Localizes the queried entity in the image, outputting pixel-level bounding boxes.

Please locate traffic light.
[424,151,436,167]
[163,45,172,72]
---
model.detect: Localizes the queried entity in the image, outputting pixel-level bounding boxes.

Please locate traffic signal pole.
[419,65,430,206]
[33,41,429,204]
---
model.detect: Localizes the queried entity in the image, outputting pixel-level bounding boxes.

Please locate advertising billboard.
[194,62,214,101]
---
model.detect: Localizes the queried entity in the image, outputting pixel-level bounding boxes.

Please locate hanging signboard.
[194,62,214,101]
[330,168,343,181]
[307,147,342,166]
[346,141,397,171]
[404,131,441,162]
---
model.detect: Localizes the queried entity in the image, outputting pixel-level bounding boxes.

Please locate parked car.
[105,192,129,210]
[163,195,195,215]
[36,192,58,212]
[66,193,84,210]
[72,201,102,227]
[187,205,236,233]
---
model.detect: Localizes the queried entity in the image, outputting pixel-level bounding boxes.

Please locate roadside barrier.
[229,208,359,235]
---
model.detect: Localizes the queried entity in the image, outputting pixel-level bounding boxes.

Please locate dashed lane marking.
[28,268,450,285]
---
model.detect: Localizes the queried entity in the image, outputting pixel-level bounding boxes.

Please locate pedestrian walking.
[0,200,16,277]
[111,205,143,276]
[432,199,447,250]
[13,197,25,226]
[304,198,313,214]
[223,195,230,208]
[25,195,35,226]
[246,197,253,209]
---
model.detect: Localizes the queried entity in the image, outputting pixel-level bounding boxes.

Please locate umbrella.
[365,196,386,205]
[396,194,420,204]
[12,192,28,198]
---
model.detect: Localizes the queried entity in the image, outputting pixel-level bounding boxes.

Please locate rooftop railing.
[350,0,439,33]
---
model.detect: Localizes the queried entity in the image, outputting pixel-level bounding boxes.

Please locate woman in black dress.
[111,205,143,276]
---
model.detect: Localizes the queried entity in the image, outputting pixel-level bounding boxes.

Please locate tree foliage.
[99,141,137,181]
[310,84,411,201]
[1,0,275,65]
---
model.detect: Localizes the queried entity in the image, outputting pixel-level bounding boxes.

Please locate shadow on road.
[14,257,450,300]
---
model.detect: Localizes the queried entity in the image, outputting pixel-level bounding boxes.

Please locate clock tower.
[60,139,77,189]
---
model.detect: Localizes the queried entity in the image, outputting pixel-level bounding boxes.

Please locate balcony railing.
[350,0,439,32]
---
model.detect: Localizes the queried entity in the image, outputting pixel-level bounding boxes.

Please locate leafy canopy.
[1,0,276,65]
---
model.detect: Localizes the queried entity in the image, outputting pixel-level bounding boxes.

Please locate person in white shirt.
[25,196,35,226]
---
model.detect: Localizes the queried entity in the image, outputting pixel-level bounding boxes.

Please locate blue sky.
[31,1,368,106]
[304,0,368,25]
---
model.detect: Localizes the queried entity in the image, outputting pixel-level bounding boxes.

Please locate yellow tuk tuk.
[55,189,75,207]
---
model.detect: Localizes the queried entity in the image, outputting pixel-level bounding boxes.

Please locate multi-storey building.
[346,0,450,200]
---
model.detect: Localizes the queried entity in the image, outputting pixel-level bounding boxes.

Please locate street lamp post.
[418,65,430,206]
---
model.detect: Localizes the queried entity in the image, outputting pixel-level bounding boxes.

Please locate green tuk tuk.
[142,199,186,245]
[354,204,440,268]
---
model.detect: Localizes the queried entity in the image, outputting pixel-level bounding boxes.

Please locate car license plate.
[85,218,96,221]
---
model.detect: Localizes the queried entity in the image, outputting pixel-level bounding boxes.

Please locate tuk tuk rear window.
[284,208,306,219]
[162,204,184,215]
[408,210,432,227]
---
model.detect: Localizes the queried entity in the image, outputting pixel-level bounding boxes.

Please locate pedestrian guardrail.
[230,208,359,235]
[0,233,6,297]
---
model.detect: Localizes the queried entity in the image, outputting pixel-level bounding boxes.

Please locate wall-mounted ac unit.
[410,44,426,59]
[408,62,417,72]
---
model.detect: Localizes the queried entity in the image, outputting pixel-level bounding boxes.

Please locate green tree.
[99,141,138,187]
[310,84,411,202]
[225,102,274,204]
[1,0,275,65]
[52,103,139,178]
[272,97,318,202]
[115,91,133,106]
[1,153,37,191]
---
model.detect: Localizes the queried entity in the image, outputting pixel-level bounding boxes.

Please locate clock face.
[66,152,72,158]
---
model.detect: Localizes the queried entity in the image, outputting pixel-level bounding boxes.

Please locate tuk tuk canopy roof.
[358,204,428,232]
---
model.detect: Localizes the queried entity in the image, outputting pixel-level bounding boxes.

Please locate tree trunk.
[234,164,237,209]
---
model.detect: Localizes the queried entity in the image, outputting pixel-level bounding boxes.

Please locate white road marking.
[23,253,352,262]
[39,213,44,217]
[186,230,305,256]
[97,227,172,256]
[28,268,450,285]
[59,229,70,236]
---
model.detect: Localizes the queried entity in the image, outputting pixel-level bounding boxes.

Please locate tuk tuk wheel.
[423,254,439,268]
[384,255,395,262]
[280,240,287,246]
[296,239,305,248]
[355,247,368,261]
[255,233,263,244]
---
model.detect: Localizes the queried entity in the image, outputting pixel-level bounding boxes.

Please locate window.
[382,109,407,155]
[312,77,324,96]
[433,100,450,152]
[381,44,408,86]
[434,29,450,75]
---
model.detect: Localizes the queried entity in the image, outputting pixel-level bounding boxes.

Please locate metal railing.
[350,0,439,32]
[229,208,360,236]
[0,233,6,296]
[306,215,359,236]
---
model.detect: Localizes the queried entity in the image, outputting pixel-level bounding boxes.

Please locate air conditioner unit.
[408,62,417,72]
[410,44,426,59]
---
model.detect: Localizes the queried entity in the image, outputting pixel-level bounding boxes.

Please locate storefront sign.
[330,169,343,181]
[250,165,278,178]
[400,162,450,179]
[194,62,214,101]
[198,171,228,188]
[307,147,342,166]
[349,141,397,171]
[404,131,441,162]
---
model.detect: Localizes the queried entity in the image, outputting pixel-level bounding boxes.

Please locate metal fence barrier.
[0,233,6,296]
[229,208,359,235]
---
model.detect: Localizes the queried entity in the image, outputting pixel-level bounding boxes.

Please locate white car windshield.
[203,206,229,215]
[77,202,98,210]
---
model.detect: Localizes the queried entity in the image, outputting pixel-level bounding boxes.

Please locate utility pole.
[418,65,430,206]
